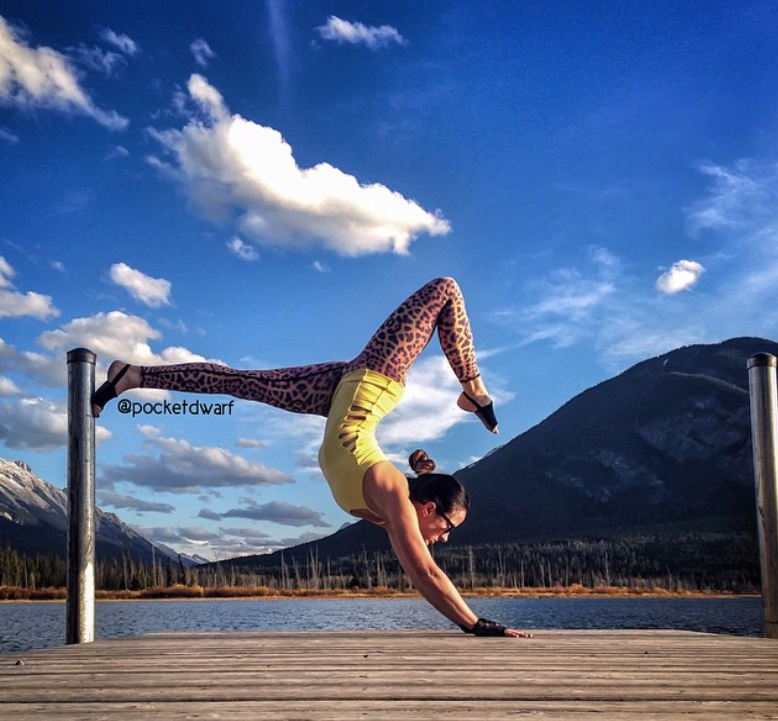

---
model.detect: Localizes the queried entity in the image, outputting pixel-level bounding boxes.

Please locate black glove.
[460,617,507,636]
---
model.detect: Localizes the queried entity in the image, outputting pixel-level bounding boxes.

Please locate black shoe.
[461,392,499,433]
[91,363,131,416]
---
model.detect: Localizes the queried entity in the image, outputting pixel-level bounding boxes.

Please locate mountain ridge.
[0,457,199,566]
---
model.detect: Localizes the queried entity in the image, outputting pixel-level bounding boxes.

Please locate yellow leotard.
[318,368,404,517]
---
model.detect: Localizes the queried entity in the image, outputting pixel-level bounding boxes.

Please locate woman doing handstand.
[92,277,531,638]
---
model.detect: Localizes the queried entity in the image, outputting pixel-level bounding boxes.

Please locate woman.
[93,277,531,638]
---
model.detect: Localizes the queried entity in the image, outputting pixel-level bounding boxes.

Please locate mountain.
[0,457,186,566]
[154,542,211,567]
[451,336,771,544]
[225,337,774,570]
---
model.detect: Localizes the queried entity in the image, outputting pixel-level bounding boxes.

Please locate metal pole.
[747,353,778,639]
[66,348,96,644]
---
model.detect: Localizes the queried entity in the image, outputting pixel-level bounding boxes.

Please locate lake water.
[0,596,765,655]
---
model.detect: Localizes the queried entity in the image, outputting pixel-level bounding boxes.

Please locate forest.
[0,531,760,599]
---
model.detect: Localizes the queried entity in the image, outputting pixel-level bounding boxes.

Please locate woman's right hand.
[463,618,533,638]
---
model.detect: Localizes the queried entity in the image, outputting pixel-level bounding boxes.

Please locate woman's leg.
[93,277,496,428]
[346,276,479,383]
[344,276,497,431]
[93,359,347,417]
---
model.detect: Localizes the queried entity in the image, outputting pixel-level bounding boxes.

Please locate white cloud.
[236,437,266,449]
[101,425,295,493]
[138,522,284,560]
[97,490,175,514]
[513,246,620,348]
[190,38,216,67]
[316,16,407,50]
[180,526,228,542]
[35,310,221,386]
[109,262,172,307]
[655,260,705,294]
[489,245,699,368]
[37,310,162,360]
[0,336,60,388]
[526,273,615,321]
[106,145,129,160]
[36,314,216,401]
[0,126,19,144]
[218,498,330,528]
[35,309,220,399]
[0,376,20,396]
[379,355,478,446]
[226,237,258,261]
[149,74,450,257]
[686,160,777,236]
[381,354,512,455]
[0,396,109,449]
[219,526,272,540]
[279,531,329,546]
[0,256,59,320]
[604,325,707,362]
[267,0,292,89]
[187,73,226,120]
[98,29,138,56]
[0,257,13,289]
[0,16,128,130]
[71,45,125,76]
[678,157,778,317]
[0,397,67,449]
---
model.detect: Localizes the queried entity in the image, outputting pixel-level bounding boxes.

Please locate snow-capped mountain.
[154,542,211,567]
[0,457,200,565]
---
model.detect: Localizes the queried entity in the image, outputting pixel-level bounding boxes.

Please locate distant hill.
[452,335,772,544]
[0,457,199,566]
[226,337,775,571]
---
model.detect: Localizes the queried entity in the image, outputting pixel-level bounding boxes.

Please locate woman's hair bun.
[409,448,436,475]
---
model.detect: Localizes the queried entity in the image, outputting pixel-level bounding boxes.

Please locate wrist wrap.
[460,617,507,637]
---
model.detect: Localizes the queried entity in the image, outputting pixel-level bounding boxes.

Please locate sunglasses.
[436,507,457,535]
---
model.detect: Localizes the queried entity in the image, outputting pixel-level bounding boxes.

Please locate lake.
[0,596,764,654]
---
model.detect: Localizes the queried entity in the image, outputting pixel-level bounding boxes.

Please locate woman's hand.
[463,618,532,638]
[504,628,533,638]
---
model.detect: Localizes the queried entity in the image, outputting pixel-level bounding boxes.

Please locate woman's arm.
[384,492,479,628]
[362,461,531,637]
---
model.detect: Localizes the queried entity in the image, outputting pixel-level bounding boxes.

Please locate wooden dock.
[2,630,778,719]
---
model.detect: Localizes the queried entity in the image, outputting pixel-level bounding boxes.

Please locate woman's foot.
[91,361,138,417]
[457,377,499,434]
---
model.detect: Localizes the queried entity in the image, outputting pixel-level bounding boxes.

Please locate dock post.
[748,353,778,639]
[66,348,97,644]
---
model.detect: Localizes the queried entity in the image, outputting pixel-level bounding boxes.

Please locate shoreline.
[1,584,760,603]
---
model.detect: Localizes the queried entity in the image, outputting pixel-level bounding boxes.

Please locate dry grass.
[0,586,66,601]
[1,583,752,602]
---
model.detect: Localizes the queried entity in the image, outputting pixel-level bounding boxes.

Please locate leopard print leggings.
[140,276,481,417]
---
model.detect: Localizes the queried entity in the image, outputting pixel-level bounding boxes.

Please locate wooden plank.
[2,631,777,720]
[2,700,778,721]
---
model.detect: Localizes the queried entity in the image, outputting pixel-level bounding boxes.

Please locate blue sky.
[1,0,776,560]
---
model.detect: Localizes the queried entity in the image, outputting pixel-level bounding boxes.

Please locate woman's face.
[415,502,467,546]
